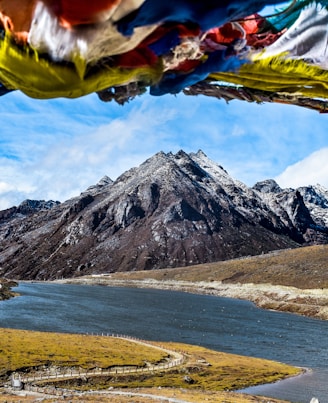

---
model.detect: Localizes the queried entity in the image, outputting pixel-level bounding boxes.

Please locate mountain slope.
[0,150,327,280]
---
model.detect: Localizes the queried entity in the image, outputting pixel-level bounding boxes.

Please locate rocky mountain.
[0,199,60,222]
[1,150,328,280]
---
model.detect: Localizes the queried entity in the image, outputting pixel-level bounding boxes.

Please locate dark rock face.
[253,179,282,194]
[0,278,18,300]
[0,150,328,280]
[0,199,60,222]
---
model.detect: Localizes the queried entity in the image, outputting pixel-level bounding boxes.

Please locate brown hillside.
[109,244,328,289]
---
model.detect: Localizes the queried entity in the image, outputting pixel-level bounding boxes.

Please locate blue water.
[0,282,327,402]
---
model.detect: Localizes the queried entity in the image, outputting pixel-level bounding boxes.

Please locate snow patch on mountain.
[1,150,328,280]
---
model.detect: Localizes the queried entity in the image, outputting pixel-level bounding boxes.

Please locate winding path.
[82,390,196,402]
[17,335,185,385]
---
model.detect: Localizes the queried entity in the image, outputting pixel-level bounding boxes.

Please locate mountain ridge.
[1,150,328,280]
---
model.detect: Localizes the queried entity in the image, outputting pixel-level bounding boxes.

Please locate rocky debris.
[183,375,195,384]
[0,150,328,280]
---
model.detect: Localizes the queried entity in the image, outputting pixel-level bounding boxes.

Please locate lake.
[0,282,327,402]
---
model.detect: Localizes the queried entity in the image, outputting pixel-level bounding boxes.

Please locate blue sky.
[0,89,327,209]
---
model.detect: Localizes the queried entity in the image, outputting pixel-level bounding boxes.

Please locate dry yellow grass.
[45,341,298,392]
[0,329,298,402]
[0,328,166,376]
[108,244,328,289]
[0,390,291,403]
[107,341,300,391]
[174,341,299,385]
[1,331,298,391]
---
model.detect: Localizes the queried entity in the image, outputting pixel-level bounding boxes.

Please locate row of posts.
[12,332,183,385]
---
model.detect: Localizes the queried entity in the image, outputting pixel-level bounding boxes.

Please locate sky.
[0,88,328,210]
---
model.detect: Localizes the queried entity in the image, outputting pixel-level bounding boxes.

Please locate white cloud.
[0,182,15,193]
[0,96,180,208]
[275,148,328,189]
[1,90,328,209]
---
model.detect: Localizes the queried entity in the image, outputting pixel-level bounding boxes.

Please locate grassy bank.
[105,244,328,289]
[0,329,166,377]
[66,244,328,319]
[50,341,299,392]
[0,328,299,402]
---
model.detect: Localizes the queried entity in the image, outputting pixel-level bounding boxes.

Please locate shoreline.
[0,327,300,403]
[236,366,315,401]
[3,278,322,402]
[0,279,18,301]
[55,276,328,321]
